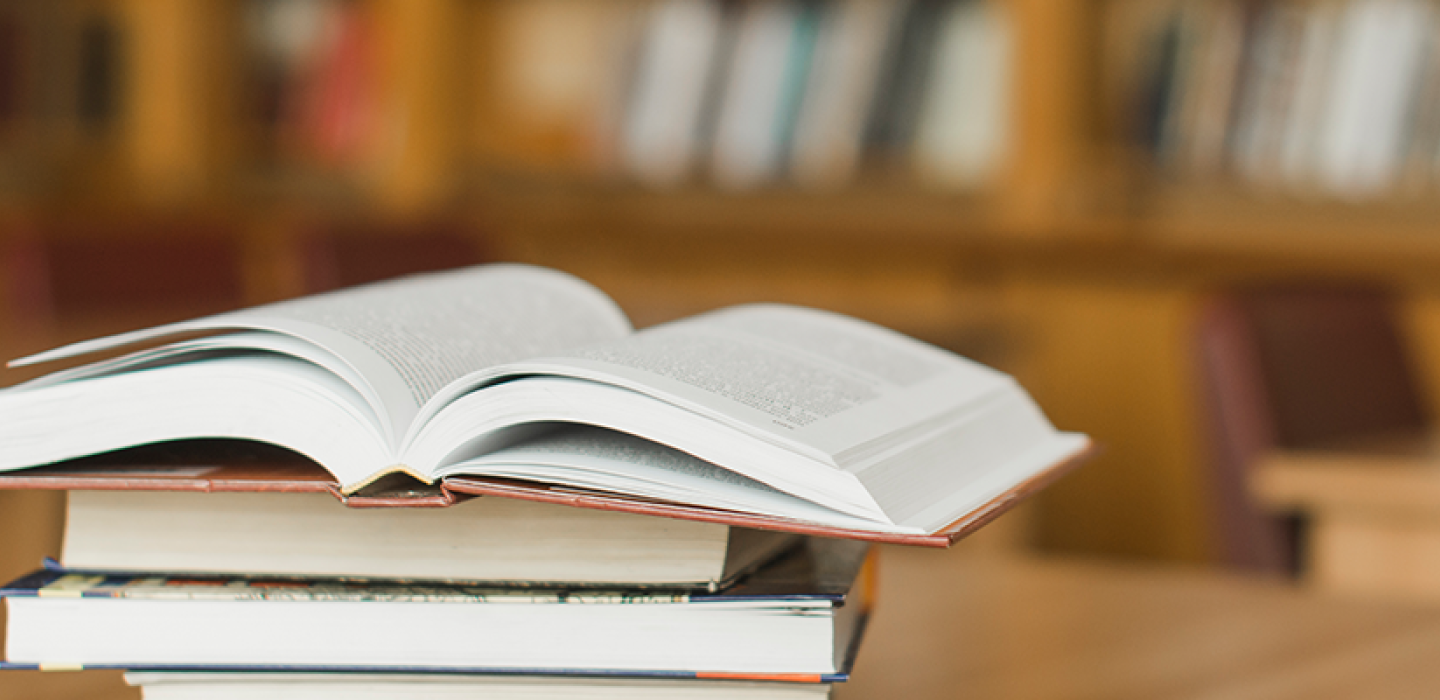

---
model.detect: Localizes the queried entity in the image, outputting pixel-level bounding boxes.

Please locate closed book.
[1176,0,1247,177]
[789,0,898,189]
[1228,3,1305,188]
[123,672,834,700]
[2,539,870,679]
[59,484,798,589]
[710,0,814,189]
[621,0,725,186]
[1314,0,1433,198]
[911,0,1014,191]
[863,0,946,159]
[1277,0,1341,190]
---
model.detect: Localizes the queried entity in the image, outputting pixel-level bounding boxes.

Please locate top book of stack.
[0,264,1090,547]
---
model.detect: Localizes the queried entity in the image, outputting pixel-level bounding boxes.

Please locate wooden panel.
[45,231,243,314]
[371,0,462,212]
[123,0,231,203]
[301,222,487,293]
[489,207,1003,337]
[1000,0,1102,230]
[1401,291,1440,423]
[0,216,56,364]
[1004,277,1212,562]
[34,219,247,345]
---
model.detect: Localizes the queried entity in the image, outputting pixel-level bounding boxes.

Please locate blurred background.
[8,0,1440,695]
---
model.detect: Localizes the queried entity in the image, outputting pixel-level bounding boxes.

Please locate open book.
[0,264,1089,542]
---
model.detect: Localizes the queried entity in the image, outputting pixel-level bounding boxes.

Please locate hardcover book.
[2,538,870,679]
[123,672,835,700]
[59,480,799,589]
[0,263,1090,545]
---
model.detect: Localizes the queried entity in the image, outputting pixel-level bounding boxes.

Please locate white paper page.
[11,265,632,443]
[14,332,384,431]
[477,304,1017,472]
[0,356,388,483]
[455,425,912,532]
[414,376,886,521]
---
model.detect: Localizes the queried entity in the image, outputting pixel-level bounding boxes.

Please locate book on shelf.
[862,0,946,160]
[911,0,1013,190]
[620,0,724,186]
[0,263,1090,545]
[708,0,820,189]
[1404,11,1440,192]
[1125,0,1440,199]
[1,538,870,679]
[122,672,834,700]
[1277,2,1338,189]
[509,0,1015,190]
[1312,0,1432,198]
[1225,3,1302,188]
[58,457,798,589]
[243,0,379,167]
[789,0,898,189]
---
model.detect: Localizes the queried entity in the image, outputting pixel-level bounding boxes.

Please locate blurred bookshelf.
[9,0,1440,582]
[8,0,1440,244]
[1099,0,1440,266]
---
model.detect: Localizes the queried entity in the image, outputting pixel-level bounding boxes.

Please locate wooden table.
[13,546,1440,699]
[1254,436,1440,600]
[839,546,1440,699]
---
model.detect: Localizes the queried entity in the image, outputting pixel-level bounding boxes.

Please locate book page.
[12,265,632,443]
[455,425,908,532]
[0,355,390,485]
[488,304,1021,471]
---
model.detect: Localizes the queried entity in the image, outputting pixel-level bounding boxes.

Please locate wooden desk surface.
[8,548,1440,699]
[1252,437,1440,600]
[1254,434,1440,513]
[839,547,1440,699]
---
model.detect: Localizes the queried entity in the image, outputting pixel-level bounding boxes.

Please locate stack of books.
[7,493,866,698]
[0,264,1089,697]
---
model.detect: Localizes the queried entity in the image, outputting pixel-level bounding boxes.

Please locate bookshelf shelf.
[477,178,1026,242]
[475,173,1440,277]
[1131,186,1440,274]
